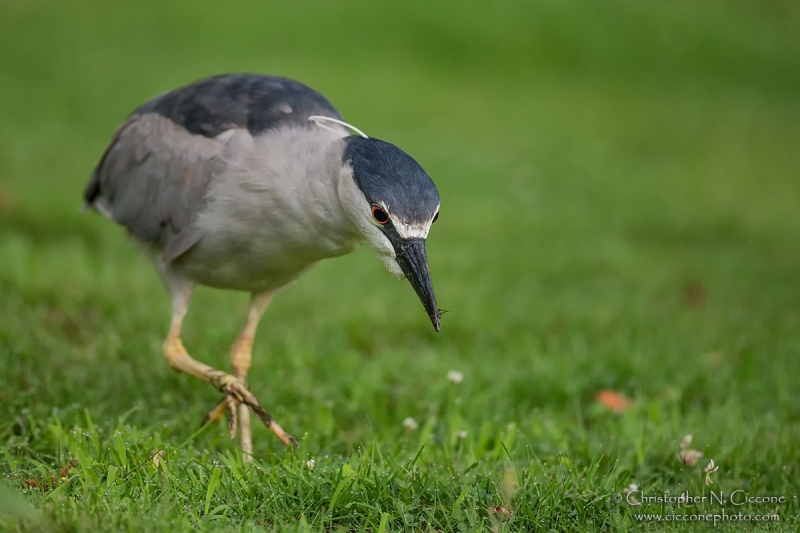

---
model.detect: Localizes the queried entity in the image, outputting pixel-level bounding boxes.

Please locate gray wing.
[84,73,345,261]
[84,113,224,260]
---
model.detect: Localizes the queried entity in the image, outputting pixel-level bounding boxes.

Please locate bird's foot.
[202,372,298,449]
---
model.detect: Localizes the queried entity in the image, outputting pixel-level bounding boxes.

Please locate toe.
[202,398,228,425]
[206,371,298,449]
[225,396,238,440]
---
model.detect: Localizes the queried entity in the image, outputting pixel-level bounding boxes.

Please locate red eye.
[371,205,390,225]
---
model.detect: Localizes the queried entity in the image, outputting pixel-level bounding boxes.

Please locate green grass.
[2,0,800,531]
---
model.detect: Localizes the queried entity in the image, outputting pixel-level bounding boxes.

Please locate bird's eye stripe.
[371,205,390,225]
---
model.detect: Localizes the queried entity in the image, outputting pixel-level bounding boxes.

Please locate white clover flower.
[680,448,704,466]
[402,417,419,431]
[447,370,464,384]
[704,459,719,485]
[679,434,703,466]
[455,430,467,439]
[623,483,638,496]
[306,459,315,470]
[623,484,640,505]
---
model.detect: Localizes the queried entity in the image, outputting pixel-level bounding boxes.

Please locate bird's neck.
[198,127,364,263]
[302,136,366,253]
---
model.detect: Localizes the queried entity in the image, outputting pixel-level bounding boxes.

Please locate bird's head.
[337,136,441,331]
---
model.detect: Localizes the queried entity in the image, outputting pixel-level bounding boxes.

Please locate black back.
[136,74,343,137]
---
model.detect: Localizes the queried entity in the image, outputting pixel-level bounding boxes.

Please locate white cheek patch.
[366,227,395,257]
[382,255,405,279]
[366,227,404,279]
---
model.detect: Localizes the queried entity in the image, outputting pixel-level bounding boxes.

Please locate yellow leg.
[163,285,296,449]
[231,291,276,457]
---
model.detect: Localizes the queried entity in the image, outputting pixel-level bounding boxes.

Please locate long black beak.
[395,238,441,331]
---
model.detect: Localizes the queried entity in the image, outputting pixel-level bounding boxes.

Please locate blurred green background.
[1,1,799,531]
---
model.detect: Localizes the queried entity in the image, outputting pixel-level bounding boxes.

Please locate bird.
[83,74,442,455]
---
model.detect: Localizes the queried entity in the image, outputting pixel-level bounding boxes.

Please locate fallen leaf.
[596,389,633,413]
[491,506,513,520]
[150,449,166,467]
[59,458,78,478]
[682,281,706,308]
[0,186,15,214]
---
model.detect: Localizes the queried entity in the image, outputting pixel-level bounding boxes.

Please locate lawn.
[1,1,799,531]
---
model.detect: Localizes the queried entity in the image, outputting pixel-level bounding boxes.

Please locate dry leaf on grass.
[596,389,634,412]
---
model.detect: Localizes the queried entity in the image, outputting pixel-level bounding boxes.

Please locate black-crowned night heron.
[83,74,441,454]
